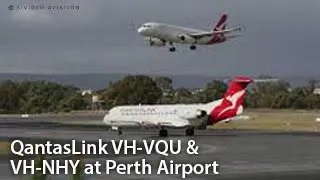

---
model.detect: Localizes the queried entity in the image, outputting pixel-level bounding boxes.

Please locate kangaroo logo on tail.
[214,13,227,31]
[208,77,253,124]
[217,90,245,117]
[208,13,228,44]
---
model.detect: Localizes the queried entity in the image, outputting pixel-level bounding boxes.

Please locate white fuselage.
[137,22,215,45]
[103,100,222,128]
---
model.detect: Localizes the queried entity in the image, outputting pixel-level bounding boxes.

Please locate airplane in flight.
[103,76,253,137]
[137,13,242,52]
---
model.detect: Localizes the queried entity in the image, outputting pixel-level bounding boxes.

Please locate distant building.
[81,89,93,96]
[79,89,106,109]
[191,88,203,95]
[162,89,173,97]
[91,94,105,110]
[92,95,100,103]
[313,88,320,95]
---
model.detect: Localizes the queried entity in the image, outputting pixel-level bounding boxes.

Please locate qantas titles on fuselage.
[118,107,177,115]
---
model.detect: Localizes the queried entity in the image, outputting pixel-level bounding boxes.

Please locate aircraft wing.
[189,27,241,38]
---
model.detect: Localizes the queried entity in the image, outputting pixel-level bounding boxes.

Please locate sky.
[0,0,319,77]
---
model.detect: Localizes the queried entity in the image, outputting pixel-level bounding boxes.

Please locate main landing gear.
[118,129,123,135]
[159,127,168,137]
[169,42,176,52]
[169,47,176,52]
[111,126,123,135]
[185,127,194,136]
[158,127,195,137]
[168,42,197,52]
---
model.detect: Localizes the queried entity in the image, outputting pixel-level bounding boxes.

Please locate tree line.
[0,75,319,113]
[0,80,88,114]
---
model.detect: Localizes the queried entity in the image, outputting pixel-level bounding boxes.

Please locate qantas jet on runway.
[137,13,242,52]
[103,77,253,137]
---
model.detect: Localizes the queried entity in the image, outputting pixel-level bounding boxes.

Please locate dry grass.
[212,110,320,132]
[0,142,10,155]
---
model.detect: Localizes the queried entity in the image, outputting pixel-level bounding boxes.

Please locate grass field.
[0,142,10,155]
[213,109,320,132]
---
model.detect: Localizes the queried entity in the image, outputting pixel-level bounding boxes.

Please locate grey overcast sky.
[0,0,319,77]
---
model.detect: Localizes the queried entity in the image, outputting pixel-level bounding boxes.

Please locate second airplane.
[137,13,242,52]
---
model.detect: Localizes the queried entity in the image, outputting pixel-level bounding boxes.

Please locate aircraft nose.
[137,27,145,34]
[137,27,142,34]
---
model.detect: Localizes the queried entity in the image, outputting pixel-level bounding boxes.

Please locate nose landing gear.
[190,45,197,50]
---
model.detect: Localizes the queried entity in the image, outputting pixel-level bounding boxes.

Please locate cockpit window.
[143,24,151,28]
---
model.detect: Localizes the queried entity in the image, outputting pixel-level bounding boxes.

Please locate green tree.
[197,80,227,103]
[58,93,87,112]
[154,76,175,104]
[172,88,200,104]
[307,78,317,94]
[154,76,173,92]
[0,80,22,113]
[17,81,86,113]
[102,75,162,108]
[250,79,291,108]
[285,87,307,109]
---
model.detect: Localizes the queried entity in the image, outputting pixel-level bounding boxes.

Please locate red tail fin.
[214,13,228,31]
[209,77,253,124]
[207,13,228,44]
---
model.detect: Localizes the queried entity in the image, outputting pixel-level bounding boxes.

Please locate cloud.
[0,0,320,77]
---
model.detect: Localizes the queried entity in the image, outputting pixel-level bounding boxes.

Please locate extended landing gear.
[190,44,196,50]
[185,127,195,136]
[169,47,176,52]
[159,127,168,137]
[168,44,197,52]
[118,129,123,135]
[169,42,176,52]
[111,126,123,135]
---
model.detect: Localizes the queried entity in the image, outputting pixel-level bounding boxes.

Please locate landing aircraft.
[103,76,253,137]
[137,13,242,52]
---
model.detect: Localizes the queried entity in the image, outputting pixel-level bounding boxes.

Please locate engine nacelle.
[179,109,207,120]
[146,38,166,46]
[177,34,195,43]
[195,109,207,118]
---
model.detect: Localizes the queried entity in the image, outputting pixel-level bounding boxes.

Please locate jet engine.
[177,34,195,43]
[146,38,166,46]
[195,109,207,118]
[179,109,207,120]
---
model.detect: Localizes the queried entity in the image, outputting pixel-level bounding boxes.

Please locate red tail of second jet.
[207,13,228,44]
[208,77,253,124]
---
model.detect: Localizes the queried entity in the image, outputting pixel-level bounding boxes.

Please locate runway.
[0,117,320,179]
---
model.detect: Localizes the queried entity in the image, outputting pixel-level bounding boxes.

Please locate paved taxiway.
[0,117,320,179]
